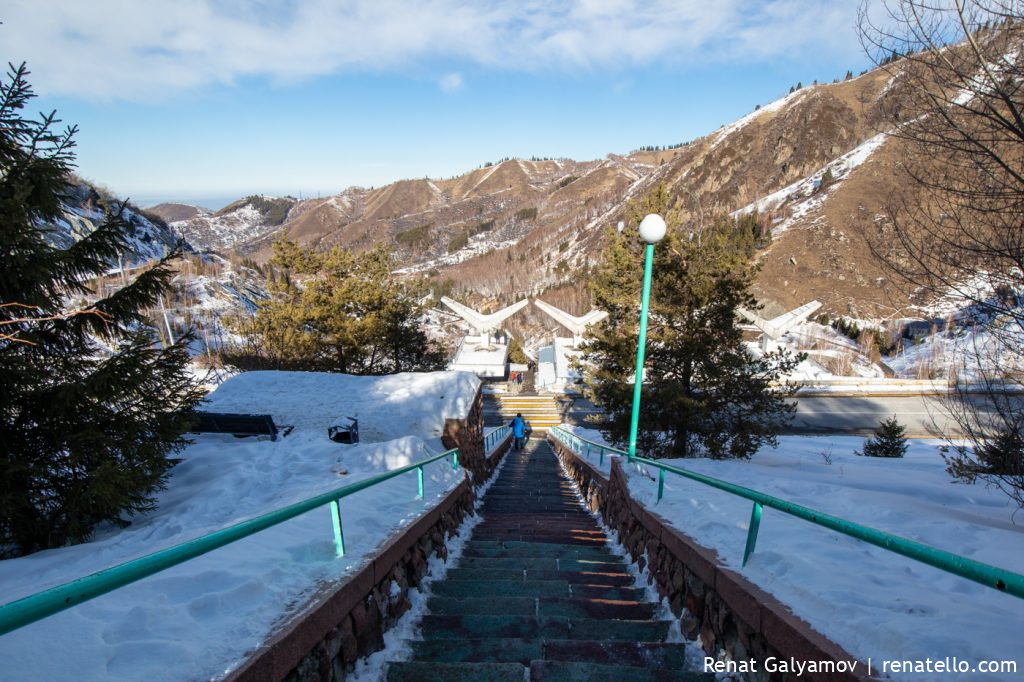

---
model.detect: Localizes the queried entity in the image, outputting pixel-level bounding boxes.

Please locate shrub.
[515,207,538,221]
[448,231,469,253]
[857,416,908,458]
[395,223,432,247]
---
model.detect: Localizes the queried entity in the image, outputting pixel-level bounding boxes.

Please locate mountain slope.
[165,62,933,320]
[49,180,184,264]
[150,195,296,252]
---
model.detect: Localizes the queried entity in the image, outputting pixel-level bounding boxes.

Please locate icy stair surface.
[385,439,713,681]
[485,394,563,430]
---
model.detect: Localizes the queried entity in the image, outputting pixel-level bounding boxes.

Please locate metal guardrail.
[549,426,1024,600]
[485,425,512,452]
[0,447,462,636]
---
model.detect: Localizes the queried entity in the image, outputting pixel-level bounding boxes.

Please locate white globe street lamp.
[627,213,666,460]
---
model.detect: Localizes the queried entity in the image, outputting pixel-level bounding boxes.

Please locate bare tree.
[859,1,1024,504]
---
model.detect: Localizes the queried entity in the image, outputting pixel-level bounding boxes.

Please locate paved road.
[561,393,1010,437]
[786,395,950,436]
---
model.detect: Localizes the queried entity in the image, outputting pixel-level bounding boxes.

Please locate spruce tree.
[0,64,203,556]
[582,187,802,459]
[857,416,909,458]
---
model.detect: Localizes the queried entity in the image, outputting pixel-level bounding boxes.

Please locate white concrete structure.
[449,336,511,378]
[532,300,608,391]
[441,296,529,378]
[536,337,581,391]
[440,296,529,341]
[738,300,822,349]
[533,299,608,347]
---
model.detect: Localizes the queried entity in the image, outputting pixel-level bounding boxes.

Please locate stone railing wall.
[550,436,871,682]
[229,386,510,682]
[442,389,486,481]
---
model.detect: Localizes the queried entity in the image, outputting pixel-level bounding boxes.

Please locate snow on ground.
[0,370,481,682]
[558,427,1024,680]
[887,322,1024,381]
[170,202,272,250]
[773,323,888,380]
[732,132,888,236]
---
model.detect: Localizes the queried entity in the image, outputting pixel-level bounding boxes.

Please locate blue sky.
[2,1,878,209]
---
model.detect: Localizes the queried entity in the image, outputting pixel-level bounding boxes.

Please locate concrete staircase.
[488,394,563,432]
[384,440,711,681]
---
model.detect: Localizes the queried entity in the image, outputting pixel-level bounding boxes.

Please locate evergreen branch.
[0,302,111,344]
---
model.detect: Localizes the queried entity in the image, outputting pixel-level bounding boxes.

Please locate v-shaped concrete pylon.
[533,299,608,344]
[738,300,821,347]
[440,296,530,337]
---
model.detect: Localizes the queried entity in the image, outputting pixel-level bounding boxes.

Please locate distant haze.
[138,192,332,213]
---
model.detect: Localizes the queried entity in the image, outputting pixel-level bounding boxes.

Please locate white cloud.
[0,0,863,100]
[439,72,463,92]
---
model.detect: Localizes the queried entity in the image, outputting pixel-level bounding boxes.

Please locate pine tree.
[224,236,446,374]
[507,335,528,364]
[857,416,908,458]
[0,64,204,556]
[582,187,803,459]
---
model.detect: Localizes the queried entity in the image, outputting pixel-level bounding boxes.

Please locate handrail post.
[742,501,763,566]
[417,465,424,499]
[330,500,346,558]
[451,450,459,470]
[586,442,591,459]
[657,468,665,502]
[599,447,604,466]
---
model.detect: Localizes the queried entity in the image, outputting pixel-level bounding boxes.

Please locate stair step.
[461,541,614,560]
[569,584,645,600]
[530,660,714,681]
[430,579,570,598]
[469,531,606,546]
[537,597,655,620]
[384,440,684,679]
[405,638,693,669]
[444,568,633,585]
[424,596,652,620]
[456,557,560,571]
[542,640,691,670]
[418,615,671,641]
[408,638,542,664]
[426,596,537,616]
[386,661,525,682]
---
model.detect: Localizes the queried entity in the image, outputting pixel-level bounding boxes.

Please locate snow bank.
[0,370,480,681]
[559,428,1024,679]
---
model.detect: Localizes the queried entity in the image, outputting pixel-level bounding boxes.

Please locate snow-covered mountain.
[48,181,185,264]
[169,66,916,322]
[131,56,967,327]
[149,195,296,252]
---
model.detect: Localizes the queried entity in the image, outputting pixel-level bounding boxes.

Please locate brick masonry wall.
[228,387,510,682]
[549,436,873,682]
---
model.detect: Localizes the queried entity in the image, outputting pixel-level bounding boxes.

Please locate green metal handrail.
[549,426,1024,600]
[0,447,462,637]
[485,425,513,453]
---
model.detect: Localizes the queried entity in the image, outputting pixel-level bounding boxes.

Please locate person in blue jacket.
[511,412,526,450]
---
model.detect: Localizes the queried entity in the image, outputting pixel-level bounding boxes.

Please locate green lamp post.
[627,213,667,460]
